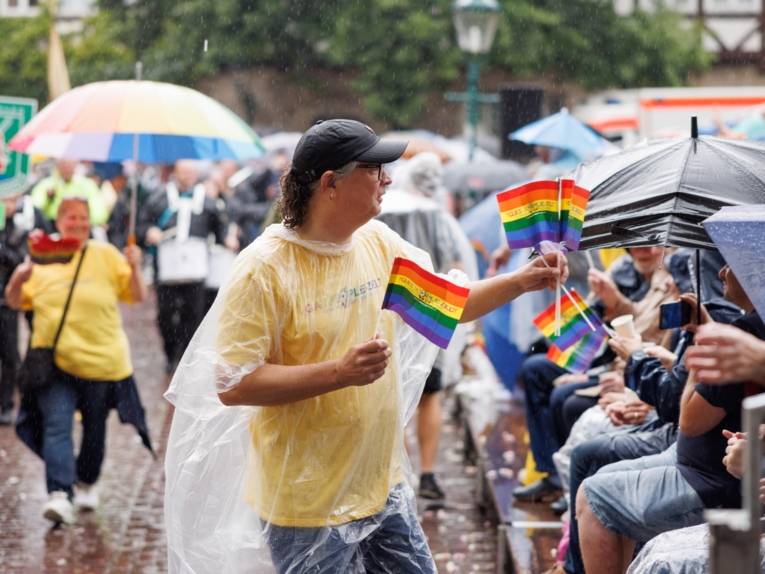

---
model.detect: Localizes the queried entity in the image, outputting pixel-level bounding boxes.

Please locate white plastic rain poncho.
[627,523,765,574]
[164,219,441,573]
[382,152,478,387]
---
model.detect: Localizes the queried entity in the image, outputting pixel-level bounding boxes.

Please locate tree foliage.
[0,10,49,104]
[1,0,711,126]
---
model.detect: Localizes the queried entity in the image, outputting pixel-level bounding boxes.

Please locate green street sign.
[0,96,37,198]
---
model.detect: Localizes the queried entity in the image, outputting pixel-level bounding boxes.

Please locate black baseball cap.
[290,119,407,182]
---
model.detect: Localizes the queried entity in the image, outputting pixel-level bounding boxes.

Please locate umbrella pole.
[696,249,701,325]
[127,159,138,246]
[127,62,143,247]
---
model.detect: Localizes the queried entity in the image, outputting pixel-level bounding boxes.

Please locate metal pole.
[707,393,765,574]
[127,61,143,247]
[467,58,480,162]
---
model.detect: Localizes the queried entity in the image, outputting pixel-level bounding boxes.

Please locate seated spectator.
[687,322,765,385]
[625,425,765,573]
[561,292,743,574]
[577,264,765,574]
[514,247,678,505]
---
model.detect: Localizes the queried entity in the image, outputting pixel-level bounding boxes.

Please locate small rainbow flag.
[382,257,470,349]
[27,230,81,265]
[559,182,590,251]
[496,179,590,251]
[547,331,606,373]
[533,288,604,351]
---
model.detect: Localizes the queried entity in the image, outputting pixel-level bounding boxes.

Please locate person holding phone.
[577,263,764,574]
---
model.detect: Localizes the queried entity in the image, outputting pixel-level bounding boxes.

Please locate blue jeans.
[583,444,704,544]
[36,369,111,495]
[264,485,435,574]
[521,354,595,474]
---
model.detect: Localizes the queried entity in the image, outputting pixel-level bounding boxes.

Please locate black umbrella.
[574,117,765,250]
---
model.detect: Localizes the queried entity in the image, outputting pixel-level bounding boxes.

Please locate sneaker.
[74,482,99,511]
[419,473,445,500]
[43,491,75,525]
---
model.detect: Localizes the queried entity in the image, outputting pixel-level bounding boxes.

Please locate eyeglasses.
[356,163,385,181]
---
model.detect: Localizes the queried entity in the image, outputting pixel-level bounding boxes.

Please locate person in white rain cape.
[164,119,568,574]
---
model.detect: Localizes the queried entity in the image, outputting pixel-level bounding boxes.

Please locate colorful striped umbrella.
[9,80,264,162]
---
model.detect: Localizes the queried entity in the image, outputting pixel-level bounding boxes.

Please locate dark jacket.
[0,197,51,296]
[136,185,227,249]
[625,297,747,424]
[16,372,154,459]
[226,168,276,247]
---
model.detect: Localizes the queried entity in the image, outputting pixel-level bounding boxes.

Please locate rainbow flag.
[547,331,606,373]
[559,182,590,251]
[533,288,604,351]
[496,179,590,251]
[382,257,470,349]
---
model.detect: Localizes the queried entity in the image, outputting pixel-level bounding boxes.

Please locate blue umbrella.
[731,113,765,141]
[511,108,616,161]
[703,205,765,321]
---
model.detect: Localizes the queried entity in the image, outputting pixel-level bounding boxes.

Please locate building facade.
[615,0,765,66]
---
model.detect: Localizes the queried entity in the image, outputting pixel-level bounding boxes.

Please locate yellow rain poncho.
[164,219,441,573]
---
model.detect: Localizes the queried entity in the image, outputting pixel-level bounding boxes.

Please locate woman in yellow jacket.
[5,197,151,525]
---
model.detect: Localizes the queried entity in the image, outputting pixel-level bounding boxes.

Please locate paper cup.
[612,314,640,340]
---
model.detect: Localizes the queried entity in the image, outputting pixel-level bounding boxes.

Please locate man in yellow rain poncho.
[164,119,567,573]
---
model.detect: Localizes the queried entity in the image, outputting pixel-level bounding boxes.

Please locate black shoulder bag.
[18,245,88,393]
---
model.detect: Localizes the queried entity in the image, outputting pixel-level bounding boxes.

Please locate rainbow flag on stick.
[533,289,604,351]
[559,182,590,251]
[382,257,470,349]
[496,179,590,251]
[547,331,607,373]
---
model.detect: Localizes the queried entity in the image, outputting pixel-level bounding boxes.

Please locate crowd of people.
[1,117,764,574]
[508,245,765,573]
[0,152,286,525]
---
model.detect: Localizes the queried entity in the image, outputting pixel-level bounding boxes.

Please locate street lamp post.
[452,0,501,161]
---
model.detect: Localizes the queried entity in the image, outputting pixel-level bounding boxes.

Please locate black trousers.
[155,282,205,371]
[0,305,20,411]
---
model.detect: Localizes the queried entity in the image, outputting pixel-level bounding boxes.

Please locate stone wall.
[196,66,467,135]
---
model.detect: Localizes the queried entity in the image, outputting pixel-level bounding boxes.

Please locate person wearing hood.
[378,151,478,500]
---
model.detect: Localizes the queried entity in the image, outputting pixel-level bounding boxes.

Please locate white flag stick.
[555,178,562,337]
[538,257,610,336]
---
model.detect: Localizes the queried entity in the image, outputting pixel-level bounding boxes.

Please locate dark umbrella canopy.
[574,134,765,249]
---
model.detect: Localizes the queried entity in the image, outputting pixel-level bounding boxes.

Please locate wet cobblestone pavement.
[0,298,497,573]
